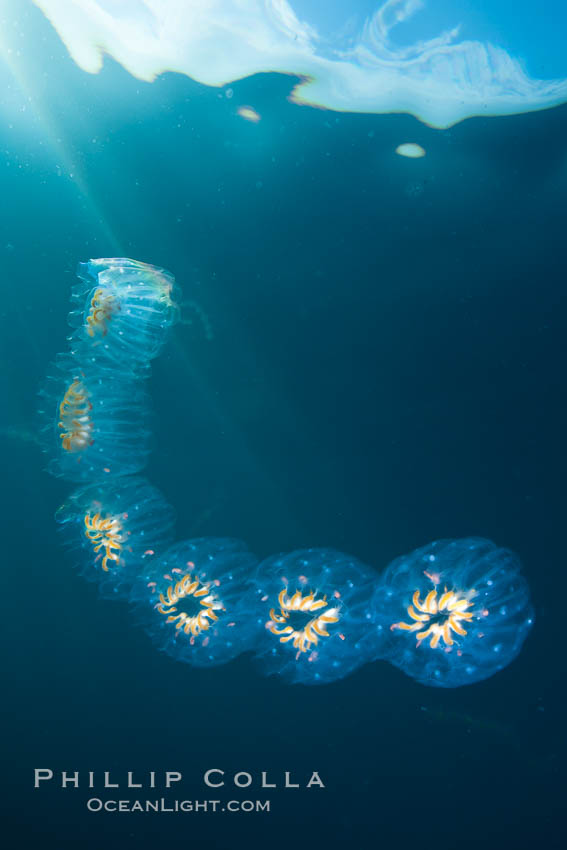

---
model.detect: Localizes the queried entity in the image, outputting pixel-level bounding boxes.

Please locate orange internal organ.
[84,511,125,571]
[58,380,93,452]
[267,588,340,653]
[86,287,118,337]
[392,587,475,649]
[156,574,223,637]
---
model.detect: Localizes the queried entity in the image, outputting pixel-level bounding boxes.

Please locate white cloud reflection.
[33,0,567,128]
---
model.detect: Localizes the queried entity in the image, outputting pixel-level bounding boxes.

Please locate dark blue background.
[1,3,565,848]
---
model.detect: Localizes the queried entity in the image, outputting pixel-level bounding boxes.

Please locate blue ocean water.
[2,2,566,848]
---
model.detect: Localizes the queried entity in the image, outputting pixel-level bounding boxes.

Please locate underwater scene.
[2,1,566,848]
